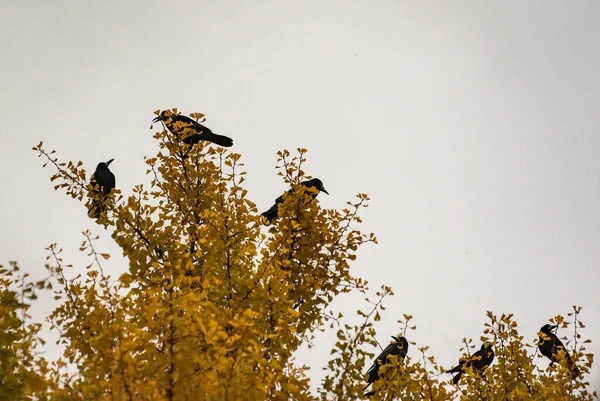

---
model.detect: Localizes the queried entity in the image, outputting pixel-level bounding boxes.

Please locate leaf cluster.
[1,114,593,400]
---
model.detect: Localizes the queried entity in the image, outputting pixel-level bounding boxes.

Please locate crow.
[538,324,579,379]
[88,159,115,219]
[261,178,328,224]
[448,342,494,384]
[364,336,408,396]
[152,110,233,147]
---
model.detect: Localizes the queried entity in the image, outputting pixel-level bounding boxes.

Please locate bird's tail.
[182,133,201,145]
[446,365,460,374]
[182,132,233,147]
[260,205,278,224]
[205,133,234,147]
[452,372,462,384]
[363,382,376,397]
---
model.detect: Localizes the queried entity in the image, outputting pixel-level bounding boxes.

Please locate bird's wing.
[379,343,399,362]
[174,114,195,125]
[193,121,213,135]
[552,341,567,358]
[448,356,468,373]
[107,172,116,191]
[90,173,106,193]
[538,338,554,360]
[470,351,485,368]
[94,170,115,194]
[366,343,395,374]
[447,362,464,374]
[168,115,197,135]
[365,360,378,375]
[175,114,212,135]
[274,187,295,204]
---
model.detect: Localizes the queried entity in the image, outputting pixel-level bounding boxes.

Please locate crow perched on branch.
[260,178,329,224]
[364,336,408,396]
[152,110,233,147]
[447,342,494,384]
[88,159,115,219]
[538,324,580,379]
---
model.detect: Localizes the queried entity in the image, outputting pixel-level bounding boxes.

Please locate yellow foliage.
[2,115,592,400]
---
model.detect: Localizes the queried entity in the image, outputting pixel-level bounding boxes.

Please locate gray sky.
[2,0,599,393]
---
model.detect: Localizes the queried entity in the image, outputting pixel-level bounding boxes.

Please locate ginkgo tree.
[0,109,595,400]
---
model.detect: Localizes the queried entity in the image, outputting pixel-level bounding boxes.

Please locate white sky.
[2,0,599,393]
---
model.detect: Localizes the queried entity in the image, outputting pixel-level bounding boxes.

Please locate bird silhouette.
[364,336,408,396]
[261,178,328,224]
[88,159,115,219]
[538,324,579,379]
[152,110,233,147]
[448,342,494,384]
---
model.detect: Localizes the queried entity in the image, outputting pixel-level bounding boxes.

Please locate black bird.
[538,324,579,379]
[260,178,329,224]
[88,159,116,219]
[152,110,233,147]
[364,336,408,396]
[448,342,494,384]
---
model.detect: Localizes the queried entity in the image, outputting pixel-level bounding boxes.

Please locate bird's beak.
[152,116,161,123]
[321,186,329,195]
[550,324,559,331]
[106,159,114,166]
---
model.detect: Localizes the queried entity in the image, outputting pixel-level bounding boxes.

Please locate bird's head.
[152,110,171,123]
[97,159,114,169]
[392,336,407,346]
[481,342,494,351]
[305,178,329,195]
[540,324,559,334]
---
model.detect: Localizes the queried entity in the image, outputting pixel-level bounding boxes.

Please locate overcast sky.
[2,0,599,393]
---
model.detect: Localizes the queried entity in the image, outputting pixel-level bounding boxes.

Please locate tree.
[29,110,377,400]
[0,110,594,400]
[0,262,51,400]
